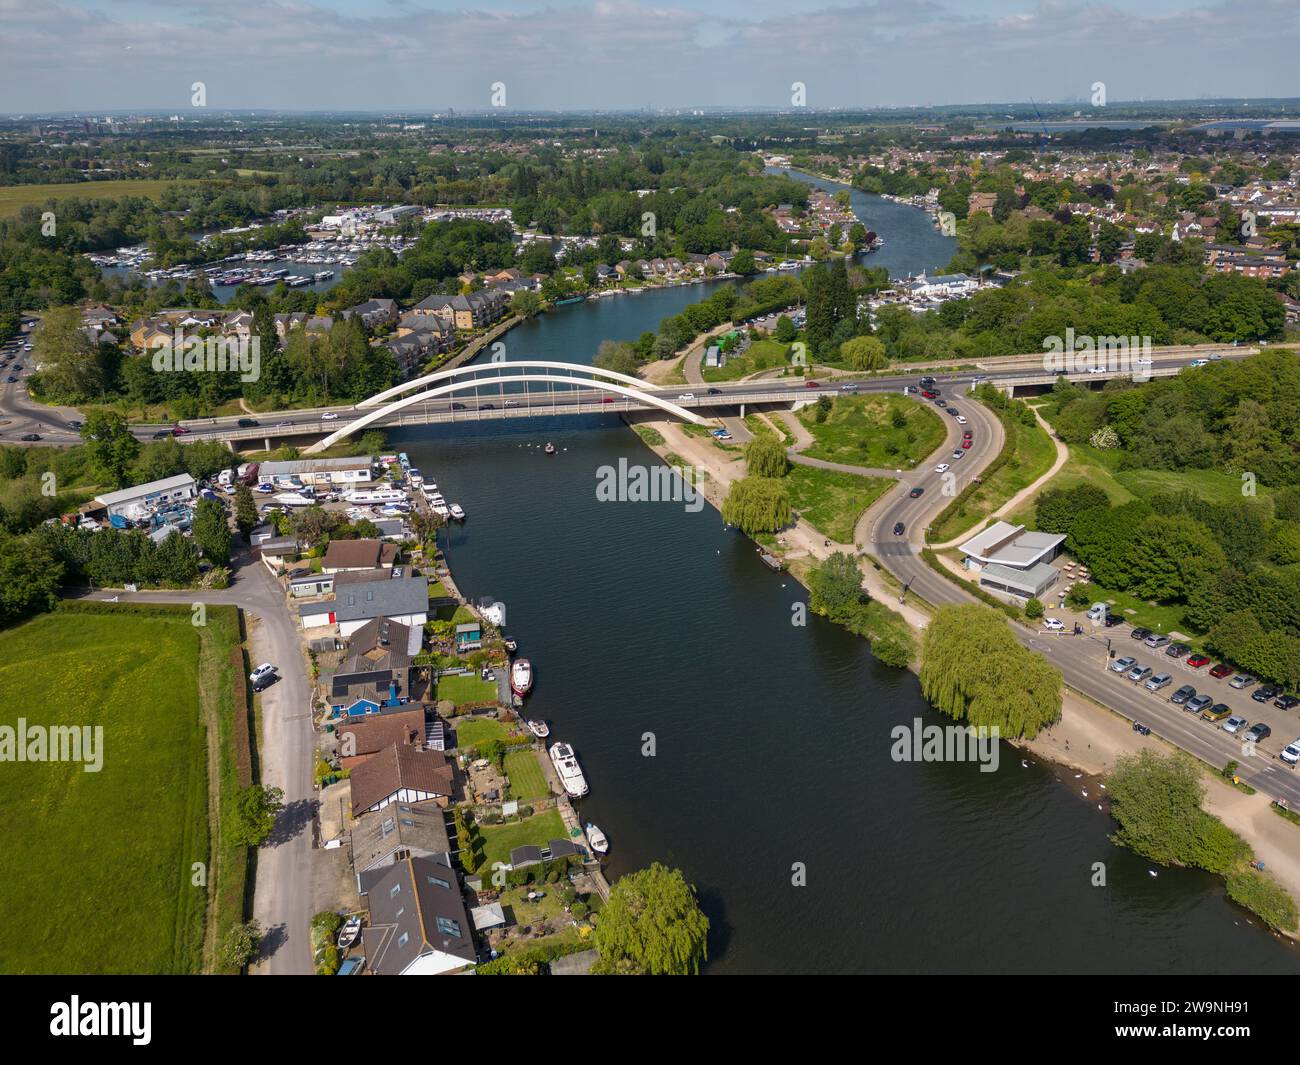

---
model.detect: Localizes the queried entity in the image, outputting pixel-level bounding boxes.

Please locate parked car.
[249,663,276,685]
[1145,672,1173,691]
[1201,703,1232,723]
[1127,664,1153,683]
[1253,685,1280,703]
[1103,613,1125,628]
[1185,694,1214,714]
[1144,633,1170,649]
[1229,674,1256,690]
[1111,656,1137,674]
[1186,654,1211,668]
[1275,694,1300,712]
[1247,723,1272,743]
[1130,627,1152,641]
[1166,642,1191,658]
[1169,684,1197,705]
[1208,663,1234,679]
[1043,618,1064,632]
[1222,716,1248,734]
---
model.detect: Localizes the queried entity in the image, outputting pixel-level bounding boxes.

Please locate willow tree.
[919,603,1062,738]
[744,433,788,478]
[592,863,709,975]
[721,476,791,534]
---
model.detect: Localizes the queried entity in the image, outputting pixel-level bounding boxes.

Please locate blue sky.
[2,0,1298,114]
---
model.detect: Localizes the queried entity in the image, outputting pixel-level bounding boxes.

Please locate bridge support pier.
[740,403,745,418]
[264,437,272,451]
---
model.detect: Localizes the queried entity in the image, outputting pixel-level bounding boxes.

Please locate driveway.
[73,545,316,975]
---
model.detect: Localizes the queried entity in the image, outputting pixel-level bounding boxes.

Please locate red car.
[1208,663,1234,679]
[804,380,820,389]
[1187,654,1212,669]
[920,389,937,399]
[961,439,972,449]
[171,425,191,436]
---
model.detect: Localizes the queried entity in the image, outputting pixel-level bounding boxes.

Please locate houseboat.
[549,742,589,798]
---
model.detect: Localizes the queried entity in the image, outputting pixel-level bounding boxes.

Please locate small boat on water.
[543,442,556,455]
[550,742,589,797]
[337,914,362,950]
[525,718,550,739]
[511,658,533,697]
[504,637,518,653]
[585,822,609,854]
[449,503,466,521]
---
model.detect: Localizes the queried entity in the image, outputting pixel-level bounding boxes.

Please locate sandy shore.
[633,413,1300,919]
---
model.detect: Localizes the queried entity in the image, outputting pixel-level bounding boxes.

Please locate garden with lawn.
[472,808,569,873]
[0,605,244,974]
[701,338,793,382]
[436,672,500,708]
[797,393,946,469]
[504,749,551,802]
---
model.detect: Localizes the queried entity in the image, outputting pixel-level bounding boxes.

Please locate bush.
[1225,869,1299,932]
[1025,597,1044,619]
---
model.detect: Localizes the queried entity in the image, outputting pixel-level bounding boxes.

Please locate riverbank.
[629,409,1300,928]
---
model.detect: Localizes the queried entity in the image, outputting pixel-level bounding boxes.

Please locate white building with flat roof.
[958,520,1065,601]
[94,473,196,520]
[257,456,373,487]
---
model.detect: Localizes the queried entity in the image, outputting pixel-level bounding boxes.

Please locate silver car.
[1145,672,1172,691]
[1127,664,1152,683]
[1222,716,1248,734]
[1229,674,1256,690]
[1111,656,1137,674]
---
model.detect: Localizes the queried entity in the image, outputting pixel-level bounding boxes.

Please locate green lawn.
[1062,582,1203,641]
[797,393,946,469]
[0,612,211,973]
[475,808,568,872]
[930,410,1057,543]
[0,179,189,218]
[437,672,499,708]
[702,338,793,382]
[788,465,894,543]
[504,749,550,802]
[454,716,515,749]
[1116,467,1271,507]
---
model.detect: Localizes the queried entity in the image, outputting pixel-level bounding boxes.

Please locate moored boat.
[525,718,549,739]
[544,442,556,455]
[337,914,362,949]
[511,658,533,696]
[449,503,466,521]
[585,823,609,854]
[549,742,588,798]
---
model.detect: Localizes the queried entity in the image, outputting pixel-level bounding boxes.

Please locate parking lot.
[1041,610,1300,767]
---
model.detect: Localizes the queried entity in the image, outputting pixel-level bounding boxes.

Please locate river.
[390,173,1299,973]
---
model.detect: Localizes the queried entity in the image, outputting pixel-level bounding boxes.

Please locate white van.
[1087,602,1108,623]
[1281,740,1300,767]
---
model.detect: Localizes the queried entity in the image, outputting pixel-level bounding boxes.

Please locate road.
[862,375,1300,809]
[72,545,316,975]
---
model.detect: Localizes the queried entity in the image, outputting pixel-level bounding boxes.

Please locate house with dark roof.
[329,617,420,712]
[350,803,452,890]
[349,744,455,816]
[321,537,399,574]
[360,856,477,975]
[342,298,398,330]
[337,707,426,771]
[297,571,429,638]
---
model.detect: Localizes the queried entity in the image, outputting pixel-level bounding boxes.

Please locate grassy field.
[930,410,1057,543]
[437,672,499,708]
[0,611,212,973]
[504,749,550,802]
[474,808,568,872]
[702,338,792,382]
[454,716,516,749]
[788,465,894,543]
[797,393,946,469]
[0,179,183,218]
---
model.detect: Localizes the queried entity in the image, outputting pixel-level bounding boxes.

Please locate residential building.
[359,856,476,975]
[257,456,373,487]
[91,474,196,521]
[321,538,400,574]
[349,744,455,816]
[297,571,430,637]
[350,804,452,890]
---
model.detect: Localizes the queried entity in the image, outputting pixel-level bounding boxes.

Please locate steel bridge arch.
[305,372,709,453]
[357,360,659,409]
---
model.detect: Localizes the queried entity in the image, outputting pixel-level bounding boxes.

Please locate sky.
[1,0,1299,114]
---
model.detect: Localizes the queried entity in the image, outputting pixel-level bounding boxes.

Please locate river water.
[392,174,1299,973]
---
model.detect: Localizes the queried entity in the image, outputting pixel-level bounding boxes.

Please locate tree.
[0,530,63,624]
[730,249,756,275]
[592,863,709,975]
[231,784,284,847]
[80,410,140,489]
[233,483,258,540]
[1024,597,1044,619]
[192,498,232,566]
[773,315,797,343]
[31,305,103,402]
[744,434,787,478]
[721,477,790,534]
[839,335,886,370]
[594,339,639,376]
[919,603,1062,738]
[220,920,262,971]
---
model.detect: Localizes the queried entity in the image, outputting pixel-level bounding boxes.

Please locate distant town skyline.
[2,0,1299,115]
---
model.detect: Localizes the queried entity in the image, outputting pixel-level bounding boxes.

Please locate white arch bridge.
[303,361,712,453]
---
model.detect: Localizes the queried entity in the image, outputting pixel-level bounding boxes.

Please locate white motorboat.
[525,718,549,739]
[549,742,588,798]
[337,914,362,950]
[449,503,466,521]
[511,658,533,696]
[585,823,609,854]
